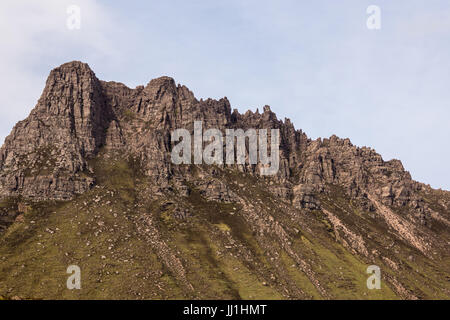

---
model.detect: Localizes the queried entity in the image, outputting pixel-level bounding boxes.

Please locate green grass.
[0,192,176,299]
[280,251,322,299]
[293,233,398,299]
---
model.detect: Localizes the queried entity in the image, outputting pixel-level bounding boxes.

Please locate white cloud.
[0,0,117,144]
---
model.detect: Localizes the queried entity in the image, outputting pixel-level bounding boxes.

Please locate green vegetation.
[0,163,448,300]
[122,110,136,122]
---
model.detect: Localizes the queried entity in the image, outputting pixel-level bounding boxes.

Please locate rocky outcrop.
[0,62,111,200]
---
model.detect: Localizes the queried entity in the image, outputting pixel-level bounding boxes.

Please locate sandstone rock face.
[0,62,110,200]
[0,62,449,299]
[0,61,432,219]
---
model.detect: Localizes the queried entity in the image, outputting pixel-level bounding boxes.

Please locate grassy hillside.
[0,157,448,299]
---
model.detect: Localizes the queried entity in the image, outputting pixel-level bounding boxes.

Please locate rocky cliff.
[0,61,448,299]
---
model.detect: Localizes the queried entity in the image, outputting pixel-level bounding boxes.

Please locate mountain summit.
[0,62,448,299]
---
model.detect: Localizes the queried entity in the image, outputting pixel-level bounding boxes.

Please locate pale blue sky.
[0,0,449,189]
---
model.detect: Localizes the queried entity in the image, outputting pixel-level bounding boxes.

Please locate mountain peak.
[146,75,175,86]
[53,60,93,72]
[47,61,96,81]
[40,61,99,104]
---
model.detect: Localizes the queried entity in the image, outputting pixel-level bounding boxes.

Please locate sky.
[0,0,449,190]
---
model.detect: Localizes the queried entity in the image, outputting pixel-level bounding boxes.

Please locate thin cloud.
[0,0,118,144]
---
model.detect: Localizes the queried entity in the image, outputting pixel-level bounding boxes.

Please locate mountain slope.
[0,61,449,299]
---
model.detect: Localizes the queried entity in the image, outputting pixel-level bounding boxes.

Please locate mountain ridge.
[0,61,448,299]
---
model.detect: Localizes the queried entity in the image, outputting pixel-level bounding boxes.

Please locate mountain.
[0,61,448,300]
